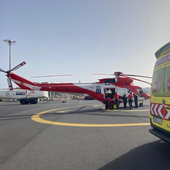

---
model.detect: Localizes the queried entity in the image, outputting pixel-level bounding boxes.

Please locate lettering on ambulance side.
[153,74,162,92]
[155,54,170,67]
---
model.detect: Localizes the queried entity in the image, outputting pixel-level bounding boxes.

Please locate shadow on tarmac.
[72,108,148,118]
[0,107,149,121]
[0,114,36,121]
[53,107,149,119]
[98,140,170,170]
[0,101,58,106]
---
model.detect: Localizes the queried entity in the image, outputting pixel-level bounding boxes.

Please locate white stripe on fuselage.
[12,79,41,90]
[73,83,116,93]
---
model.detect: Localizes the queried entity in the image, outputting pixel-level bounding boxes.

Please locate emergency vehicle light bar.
[155,42,170,59]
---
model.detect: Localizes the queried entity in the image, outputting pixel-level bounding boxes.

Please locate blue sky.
[1,0,170,88]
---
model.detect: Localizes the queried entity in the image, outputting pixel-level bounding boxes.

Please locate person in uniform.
[133,94,138,108]
[105,93,111,109]
[128,92,133,109]
[122,93,127,108]
[114,92,119,110]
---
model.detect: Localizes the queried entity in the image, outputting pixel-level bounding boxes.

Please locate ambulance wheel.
[139,103,143,107]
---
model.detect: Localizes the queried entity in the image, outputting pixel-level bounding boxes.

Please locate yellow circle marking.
[31,106,150,127]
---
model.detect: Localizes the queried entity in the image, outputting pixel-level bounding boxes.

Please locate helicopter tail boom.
[9,72,40,91]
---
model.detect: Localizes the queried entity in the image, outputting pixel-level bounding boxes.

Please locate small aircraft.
[0,61,151,107]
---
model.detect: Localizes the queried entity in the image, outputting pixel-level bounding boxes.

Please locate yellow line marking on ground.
[31,105,150,127]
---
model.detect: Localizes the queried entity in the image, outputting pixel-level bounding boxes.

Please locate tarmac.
[0,100,169,170]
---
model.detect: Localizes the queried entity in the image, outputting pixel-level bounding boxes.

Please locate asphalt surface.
[0,100,169,170]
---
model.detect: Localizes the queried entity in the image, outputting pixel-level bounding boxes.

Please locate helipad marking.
[31,106,150,127]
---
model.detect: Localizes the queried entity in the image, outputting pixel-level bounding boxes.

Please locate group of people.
[105,92,138,110]
[105,92,119,109]
[122,92,138,109]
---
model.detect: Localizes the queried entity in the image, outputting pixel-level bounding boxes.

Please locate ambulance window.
[164,66,170,97]
[152,68,164,97]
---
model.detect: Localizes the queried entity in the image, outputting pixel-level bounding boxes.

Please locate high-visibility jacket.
[114,93,119,99]
[128,94,133,99]
[105,97,111,102]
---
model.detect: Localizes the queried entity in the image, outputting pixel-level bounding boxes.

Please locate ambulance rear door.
[151,57,170,132]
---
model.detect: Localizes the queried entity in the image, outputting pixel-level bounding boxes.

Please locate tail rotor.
[0,68,7,73]
[0,61,26,90]
[7,77,13,90]
[9,61,26,72]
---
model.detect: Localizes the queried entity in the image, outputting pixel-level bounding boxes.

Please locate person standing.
[133,94,138,108]
[122,93,127,108]
[114,92,119,110]
[128,92,133,109]
[105,93,111,109]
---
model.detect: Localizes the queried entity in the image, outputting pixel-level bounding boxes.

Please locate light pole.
[3,39,16,70]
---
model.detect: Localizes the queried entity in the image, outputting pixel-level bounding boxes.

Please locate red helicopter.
[0,61,151,107]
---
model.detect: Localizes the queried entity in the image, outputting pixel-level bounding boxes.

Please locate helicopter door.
[104,88,115,99]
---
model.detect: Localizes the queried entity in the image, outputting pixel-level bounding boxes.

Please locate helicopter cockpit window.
[138,89,143,97]
[104,79,116,83]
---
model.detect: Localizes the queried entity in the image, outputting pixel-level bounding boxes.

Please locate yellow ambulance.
[149,42,170,142]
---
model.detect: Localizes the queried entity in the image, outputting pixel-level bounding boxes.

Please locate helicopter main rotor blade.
[124,74,152,79]
[31,74,73,78]
[31,73,112,78]
[31,72,151,79]
[10,61,26,72]
[132,77,151,85]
